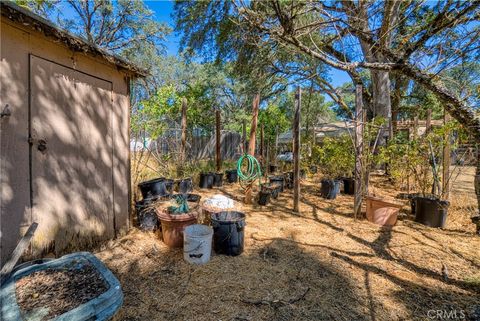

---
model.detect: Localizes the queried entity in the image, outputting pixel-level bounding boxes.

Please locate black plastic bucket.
[320,179,341,199]
[164,179,174,194]
[409,193,435,215]
[211,211,246,256]
[199,172,214,189]
[225,169,238,183]
[177,178,193,194]
[413,196,449,228]
[258,190,271,205]
[214,173,224,187]
[138,178,169,199]
[261,183,278,199]
[342,177,355,195]
[269,175,285,192]
[135,199,160,231]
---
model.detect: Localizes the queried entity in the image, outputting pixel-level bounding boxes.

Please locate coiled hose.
[236,154,262,189]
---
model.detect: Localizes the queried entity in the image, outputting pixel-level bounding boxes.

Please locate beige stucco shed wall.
[1,17,132,266]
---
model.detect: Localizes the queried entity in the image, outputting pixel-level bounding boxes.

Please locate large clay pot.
[365,196,402,227]
[156,208,198,248]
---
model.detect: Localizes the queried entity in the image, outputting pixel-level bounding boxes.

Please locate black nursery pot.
[138,178,169,199]
[261,183,279,199]
[258,190,271,205]
[413,196,449,228]
[214,172,224,187]
[269,175,285,192]
[342,177,355,195]
[135,198,160,232]
[199,172,214,189]
[211,211,246,256]
[225,169,238,183]
[176,178,193,194]
[320,179,341,199]
[164,179,175,194]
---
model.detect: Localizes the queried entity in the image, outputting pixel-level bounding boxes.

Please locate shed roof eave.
[1,2,148,77]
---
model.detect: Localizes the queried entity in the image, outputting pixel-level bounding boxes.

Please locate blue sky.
[146,1,181,56]
[145,1,351,89]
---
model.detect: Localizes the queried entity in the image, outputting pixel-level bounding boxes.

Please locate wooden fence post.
[260,124,264,164]
[426,109,432,134]
[413,115,419,139]
[293,87,301,213]
[354,85,364,220]
[181,97,187,162]
[275,126,279,166]
[215,109,221,172]
[245,93,260,204]
[442,110,451,199]
[266,142,270,175]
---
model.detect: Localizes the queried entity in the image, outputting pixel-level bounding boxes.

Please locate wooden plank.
[215,109,221,172]
[354,85,364,220]
[293,87,301,213]
[181,97,187,162]
[245,93,260,204]
[0,222,38,280]
[442,110,451,199]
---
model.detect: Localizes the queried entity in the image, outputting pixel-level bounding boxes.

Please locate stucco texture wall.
[0,19,131,266]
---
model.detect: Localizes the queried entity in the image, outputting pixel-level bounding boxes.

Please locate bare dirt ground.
[96,167,480,321]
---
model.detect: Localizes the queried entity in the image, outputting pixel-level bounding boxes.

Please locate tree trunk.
[476,146,480,215]
[391,74,408,135]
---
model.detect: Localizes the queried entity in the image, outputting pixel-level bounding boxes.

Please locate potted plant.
[213,172,224,187]
[138,177,170,199]
[198,160,216,189]
[174,162,196,193]
[316,135,355,199]
[379,123,463,228]
[225,169,238,183]
[156,195,199,248]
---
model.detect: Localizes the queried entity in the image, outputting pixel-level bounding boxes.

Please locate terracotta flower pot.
[365,196,402,227]
[156,208,198,248]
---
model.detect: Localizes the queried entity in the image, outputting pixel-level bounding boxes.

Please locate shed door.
[30,55,114,250]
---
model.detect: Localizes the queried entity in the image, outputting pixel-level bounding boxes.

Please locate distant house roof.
[1,2,147,76]
[313,121,354,138]
[278,121,354,144]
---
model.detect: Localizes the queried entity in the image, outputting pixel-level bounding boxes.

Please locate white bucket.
[183,224,213,265]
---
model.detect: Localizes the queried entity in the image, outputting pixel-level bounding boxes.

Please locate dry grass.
[95,166,479,321]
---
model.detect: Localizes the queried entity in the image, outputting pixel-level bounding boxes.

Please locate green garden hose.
[236,154,262,189]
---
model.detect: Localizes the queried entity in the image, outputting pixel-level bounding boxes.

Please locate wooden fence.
[152,130,243,161]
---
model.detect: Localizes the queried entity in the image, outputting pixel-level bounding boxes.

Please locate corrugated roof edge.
[1,1,148,77]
